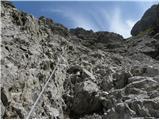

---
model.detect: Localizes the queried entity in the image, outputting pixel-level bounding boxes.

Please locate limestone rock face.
[1,1,159,119]
[126,35,159,60]
[71,81,101,115]
[131,5,159,36]
[70,27,124,51]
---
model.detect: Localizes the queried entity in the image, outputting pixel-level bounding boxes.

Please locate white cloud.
[139,1,158,12]
[42,7,137,38]
[102,8,136,38]
[63,12,99,31]
[54,7,136,38]
[126,20,136,29]
[44,8,99,31]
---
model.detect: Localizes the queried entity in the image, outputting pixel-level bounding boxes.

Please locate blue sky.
[12,1,158,38]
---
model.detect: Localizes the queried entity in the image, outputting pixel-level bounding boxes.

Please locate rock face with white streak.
[1,1,159,119]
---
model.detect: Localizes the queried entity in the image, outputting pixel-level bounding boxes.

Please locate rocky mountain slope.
[1,1,159,119]
[131,4,159,36]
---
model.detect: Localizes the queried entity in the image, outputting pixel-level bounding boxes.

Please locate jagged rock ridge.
[1,1,159,119]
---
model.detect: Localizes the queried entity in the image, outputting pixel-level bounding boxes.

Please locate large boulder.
[71,80,102,116]
[1,87,11,107]
[112,71,132,89]
[131,5,159,36]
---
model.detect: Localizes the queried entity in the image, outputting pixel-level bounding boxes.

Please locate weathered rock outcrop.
[125,35,159,60]
[131,5,159,36]
[70,28,125,51]
[1,1,159,119]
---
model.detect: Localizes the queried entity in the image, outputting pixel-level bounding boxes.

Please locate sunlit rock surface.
[1,1,159,119]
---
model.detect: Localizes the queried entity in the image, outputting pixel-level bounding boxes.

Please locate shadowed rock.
[131,5,159,36]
